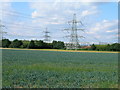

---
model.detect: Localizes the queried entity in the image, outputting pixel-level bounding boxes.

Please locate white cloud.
[85,19,118,42]
[106,29,117,33]
[30,2,99,27]
[32,10,38,18]
[81,6,98,17]
[81,10,97,17]
[0,2,13,20]
[81,5,98,17]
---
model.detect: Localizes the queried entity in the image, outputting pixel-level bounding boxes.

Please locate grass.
[2,49,118,88]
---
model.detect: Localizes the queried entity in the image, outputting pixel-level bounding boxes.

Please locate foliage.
[28,40,35,49]
[2,38,120,51]
[20,40,29,48]
[44,43,53,49]
[90,43,120,51]
[9,39,22,48]
[95,45,107,51]
[35,40,44,49]
[2,49,118,88]
[2,39,11,48]
[91,44,96,50]
[109,43,120,51]
[2,39,65,49]
[52,40,64,49]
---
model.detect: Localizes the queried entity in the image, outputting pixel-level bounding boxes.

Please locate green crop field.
[2,49,118,88]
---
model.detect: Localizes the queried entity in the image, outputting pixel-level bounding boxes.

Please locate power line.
[83,31,101,43]
[0,9,45,20]
[3,22,41,30]
[6,33,43,38]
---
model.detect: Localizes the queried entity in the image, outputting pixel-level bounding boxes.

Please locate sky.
[0,0,118,44]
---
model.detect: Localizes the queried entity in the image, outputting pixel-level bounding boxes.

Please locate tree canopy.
[2,38,120,51]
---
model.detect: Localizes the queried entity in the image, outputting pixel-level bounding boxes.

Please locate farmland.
[2,49,118,88]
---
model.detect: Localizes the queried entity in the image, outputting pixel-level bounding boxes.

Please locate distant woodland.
[1,39,120,51]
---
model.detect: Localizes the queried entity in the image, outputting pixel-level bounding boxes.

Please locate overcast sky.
[0,0,118,44]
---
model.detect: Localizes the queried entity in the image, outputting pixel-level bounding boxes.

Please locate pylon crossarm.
[63,29,71,33]
[43,31,50,33]
[0,24,5,27]
[44,35,50,37]
[64,29,70,30]
[78,36,85,38]
[68,20,81,24]
[77,29,84,30]
[0,31,7,34]
[77,21,84,26]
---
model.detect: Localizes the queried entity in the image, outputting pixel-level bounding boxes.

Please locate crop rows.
[2,49,118,88]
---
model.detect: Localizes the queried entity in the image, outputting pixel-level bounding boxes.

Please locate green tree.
[91,44,96,50]
[57,41,64,49]
[43,43,53,49]
[52,41,58,49]
[28,40,35,49]
[9,39,22,48]
[111,43,120,51]
[106,44,111,51]
[35,40,44,48]
[2,39,11,48]
[46,43,53,49]
[52,40,64,49]
[20,40,29,48]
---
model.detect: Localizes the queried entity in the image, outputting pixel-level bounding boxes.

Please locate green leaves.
[2,49,118,88]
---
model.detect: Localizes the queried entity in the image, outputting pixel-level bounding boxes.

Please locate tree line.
[1,39,120,51]
[90,43,120,51]
[2,39,65,49]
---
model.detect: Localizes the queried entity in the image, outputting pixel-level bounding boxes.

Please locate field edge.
[0,48,119,53]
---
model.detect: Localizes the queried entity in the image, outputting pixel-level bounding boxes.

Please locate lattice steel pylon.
[64,14,84,50]
[0,21,7,40]
[43,28,51,43]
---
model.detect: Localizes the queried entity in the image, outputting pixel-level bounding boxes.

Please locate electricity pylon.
[43,28,51,43]
[0,21,7,40]
[64,14,84,50]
